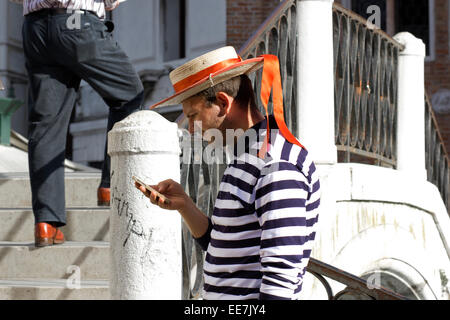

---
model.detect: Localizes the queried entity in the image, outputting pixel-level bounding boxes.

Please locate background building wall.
[0,1,27,137]
[226,0,280,50]
[426,0,450,154]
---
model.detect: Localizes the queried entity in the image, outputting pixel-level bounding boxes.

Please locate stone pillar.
[393,32,427,180]
[296,0,337,165]
[108,110,182,299]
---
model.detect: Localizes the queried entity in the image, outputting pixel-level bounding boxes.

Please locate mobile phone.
[132,176,171,205]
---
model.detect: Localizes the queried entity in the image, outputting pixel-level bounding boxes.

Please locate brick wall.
[425,0,449,94]
[425,0,450,156]
[226,0,280,50]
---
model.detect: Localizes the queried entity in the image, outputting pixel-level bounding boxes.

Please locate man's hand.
[134,178,209,239]
[105,0,120,11]
[135,179,191,212]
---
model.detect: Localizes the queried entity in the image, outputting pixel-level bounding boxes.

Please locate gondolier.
[12,0,144,247]
[136,46,321,300]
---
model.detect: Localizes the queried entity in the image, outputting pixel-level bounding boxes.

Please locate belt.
[29,8,95,16]
[52,8,92,15]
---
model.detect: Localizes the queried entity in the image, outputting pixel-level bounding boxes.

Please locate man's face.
[182,95,227,137]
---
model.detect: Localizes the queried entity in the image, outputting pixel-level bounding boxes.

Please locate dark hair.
[194,74,257,110]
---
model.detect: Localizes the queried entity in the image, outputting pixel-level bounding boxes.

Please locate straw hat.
[150,46,264,109]
[150,46,305,157]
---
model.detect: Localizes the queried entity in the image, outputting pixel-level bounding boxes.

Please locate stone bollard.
[108,110,182,300]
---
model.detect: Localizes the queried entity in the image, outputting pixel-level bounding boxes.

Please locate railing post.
[296,0,337,165]
[393,32,427,180]
[108,110,182,299]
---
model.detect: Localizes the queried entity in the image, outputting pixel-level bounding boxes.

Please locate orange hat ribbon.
[173,57,243,93]
[258,54,305,159]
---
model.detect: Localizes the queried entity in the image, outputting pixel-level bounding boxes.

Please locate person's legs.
[51,12,144,193]
[23,12,81,227]
[27,69,80,227]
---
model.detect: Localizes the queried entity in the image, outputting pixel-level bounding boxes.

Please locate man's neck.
[220,102,265,148]
[232,102,265,132]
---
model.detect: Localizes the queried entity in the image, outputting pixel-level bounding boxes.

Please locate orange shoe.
[97,187,110,206]
[53,228,65,245]
[35,222,65,247]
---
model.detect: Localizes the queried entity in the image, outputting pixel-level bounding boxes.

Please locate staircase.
[0,172,110,299]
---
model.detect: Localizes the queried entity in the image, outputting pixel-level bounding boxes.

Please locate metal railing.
[180,137,227,299]
[239,0,299,138]
[239,2,404,168]
[307,258,407,300]
[332,4,403,167]
[425,93,450,211]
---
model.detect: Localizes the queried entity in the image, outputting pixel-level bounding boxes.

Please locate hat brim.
[150,57,265,109]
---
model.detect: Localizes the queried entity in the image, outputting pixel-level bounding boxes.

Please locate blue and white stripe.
[199,115,321,300]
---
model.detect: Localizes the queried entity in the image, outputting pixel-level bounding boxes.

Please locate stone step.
[0,241,109,281]
[0,279,109,300]
[0,172,103,208]
[0,208,110,242]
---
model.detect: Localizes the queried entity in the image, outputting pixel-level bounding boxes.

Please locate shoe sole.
[35,238,53,248]
[35,238,65,247]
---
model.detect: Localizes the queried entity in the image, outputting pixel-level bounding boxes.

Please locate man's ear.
[215,92,233,116]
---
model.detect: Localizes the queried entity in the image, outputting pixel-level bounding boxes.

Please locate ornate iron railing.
[332,4,403,167]
[179,133,227,299]
[425,93,450,211]
[307,258,407,300]
[239,0,299,138]
[239,2,404,168]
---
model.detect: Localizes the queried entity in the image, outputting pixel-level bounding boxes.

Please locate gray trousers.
[23,9,144,226]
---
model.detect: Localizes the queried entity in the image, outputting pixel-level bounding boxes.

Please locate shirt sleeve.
[193,217,213,251]
[255,161,318,300]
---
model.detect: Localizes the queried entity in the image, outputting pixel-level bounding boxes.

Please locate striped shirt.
[9,0,119,19]
[196,115,321,300]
